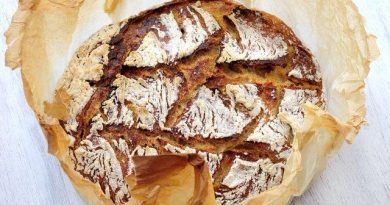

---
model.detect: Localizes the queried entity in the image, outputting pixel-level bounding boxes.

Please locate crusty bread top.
[56,0,324,204]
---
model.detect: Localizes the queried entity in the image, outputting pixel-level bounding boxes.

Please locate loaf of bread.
[57,0,324,204]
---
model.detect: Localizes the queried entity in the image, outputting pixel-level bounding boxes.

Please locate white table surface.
[0,0,389,204]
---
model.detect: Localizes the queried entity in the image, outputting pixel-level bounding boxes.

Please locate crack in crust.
[57,0,325,204]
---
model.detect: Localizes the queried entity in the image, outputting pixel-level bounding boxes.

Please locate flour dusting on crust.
[247,117,291,153]
[279,88,324,123]
[113,71,182,130]
[247,88,323,157]
[124,3,220,67]
[217,9,288,63]
[216,157,284,205]
[73,137,129,204]
[191,3,220,34]
[87,93,135,136]
[175,84,265,139]
[288,47,322,82]
[61,23,122,132]
[102,94,134,127]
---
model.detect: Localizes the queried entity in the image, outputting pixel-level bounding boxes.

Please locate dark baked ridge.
[59,0,324,204]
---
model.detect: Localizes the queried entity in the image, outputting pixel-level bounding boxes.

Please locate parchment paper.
[5,0,378,204]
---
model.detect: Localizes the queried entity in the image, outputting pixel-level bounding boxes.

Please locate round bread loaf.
[57,0,324,204]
